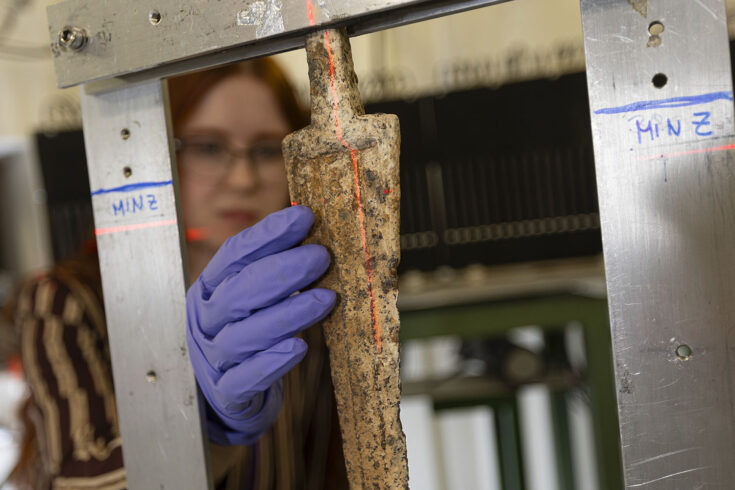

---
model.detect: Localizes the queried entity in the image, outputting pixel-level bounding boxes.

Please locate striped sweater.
[12,256,347,489]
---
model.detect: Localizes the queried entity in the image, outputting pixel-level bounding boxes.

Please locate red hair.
[168,57,308,132]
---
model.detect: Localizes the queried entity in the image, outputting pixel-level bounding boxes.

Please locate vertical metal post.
[581,0,735,487]
[80,80,212,489]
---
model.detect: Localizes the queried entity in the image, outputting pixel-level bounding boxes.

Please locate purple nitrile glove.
[186,206,336,445]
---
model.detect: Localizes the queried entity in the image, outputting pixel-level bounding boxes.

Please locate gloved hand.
[186,206,335,445]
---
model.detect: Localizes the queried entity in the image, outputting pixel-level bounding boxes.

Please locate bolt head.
[58,26,88,51]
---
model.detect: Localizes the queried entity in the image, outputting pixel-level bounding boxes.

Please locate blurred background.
[4,0,735,488]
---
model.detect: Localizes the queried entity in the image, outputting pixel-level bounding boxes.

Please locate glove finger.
[198,244,330,335]
[206,382,284,445]
[199,205,314,294]
[213,337,308,413]
[200,289,336,371]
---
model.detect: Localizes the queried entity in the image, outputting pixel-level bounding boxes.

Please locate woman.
[6,58,348,489]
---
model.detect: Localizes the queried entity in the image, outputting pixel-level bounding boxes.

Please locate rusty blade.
[282,28,408,489]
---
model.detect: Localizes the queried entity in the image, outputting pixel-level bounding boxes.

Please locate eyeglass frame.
[173,135,286,181]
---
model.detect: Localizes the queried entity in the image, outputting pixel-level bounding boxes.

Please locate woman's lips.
[219,209,256,226]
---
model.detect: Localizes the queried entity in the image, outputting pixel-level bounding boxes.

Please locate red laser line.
[637,143,735,161]
[306,0,315,26]
[186,227,207,242]
[324,30,382,353]
[95,219,177,236]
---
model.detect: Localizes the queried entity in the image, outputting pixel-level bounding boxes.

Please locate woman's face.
[177,73,292,251]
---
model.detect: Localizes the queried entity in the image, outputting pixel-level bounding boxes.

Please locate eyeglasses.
[174,136,284,180]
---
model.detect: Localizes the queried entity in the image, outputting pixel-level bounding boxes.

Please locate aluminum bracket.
[581,0,735,487]
[80,79,212,489]
[48,0,509,88]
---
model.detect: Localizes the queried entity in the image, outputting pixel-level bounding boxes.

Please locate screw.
[675,344,693,361]
[58,26,88,51]
[647,21,664,48]
[648,21,664,36]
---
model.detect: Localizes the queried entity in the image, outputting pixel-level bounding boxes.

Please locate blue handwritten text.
[635,112,716,144]
[111,193,159,216]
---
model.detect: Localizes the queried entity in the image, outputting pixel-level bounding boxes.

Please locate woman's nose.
[225,157,259,191]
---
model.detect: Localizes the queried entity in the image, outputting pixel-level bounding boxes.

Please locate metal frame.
[48,0,509,89]
[79,79,212,488]
[582,0,735,487]
[46,0,735,488]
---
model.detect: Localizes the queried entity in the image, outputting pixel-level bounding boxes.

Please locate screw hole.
[60,29,73,43]
[146,370,157,383]
[120,128,130,140]
[648,21,664,36]
[652,73,668,88]
[149,10,162,25]
[676,344,693,360]
[123,166,133,178]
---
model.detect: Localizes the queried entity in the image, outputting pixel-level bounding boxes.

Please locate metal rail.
[79,79,213,489]
[582,0,735,487]
[48,0,510,88]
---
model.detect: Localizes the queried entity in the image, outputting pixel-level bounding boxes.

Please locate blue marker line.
[91,180,173,196]
[594,91,733,115]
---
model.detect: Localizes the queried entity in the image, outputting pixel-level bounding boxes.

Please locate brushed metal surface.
[47,0,509,88]
[80,80,212,489]
[581,0,735,488]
